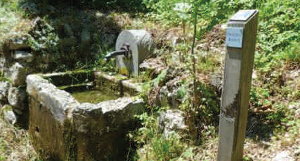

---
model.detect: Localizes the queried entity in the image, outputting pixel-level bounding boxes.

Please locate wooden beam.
[217,10,259,161]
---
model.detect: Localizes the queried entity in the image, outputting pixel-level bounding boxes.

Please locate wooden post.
[217,10,259,161]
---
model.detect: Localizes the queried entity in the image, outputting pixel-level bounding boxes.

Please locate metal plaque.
[226,27,243,48]
[230,10,256,21]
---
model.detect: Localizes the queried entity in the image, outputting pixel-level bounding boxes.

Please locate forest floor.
[0,116,38,161]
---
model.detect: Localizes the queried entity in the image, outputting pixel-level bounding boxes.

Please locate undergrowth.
[0,0,300,160]
[133,0,300,160]
[0,107,39,161]
[0,0,31,49]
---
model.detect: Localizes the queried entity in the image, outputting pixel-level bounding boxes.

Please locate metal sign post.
[217,10,259,161]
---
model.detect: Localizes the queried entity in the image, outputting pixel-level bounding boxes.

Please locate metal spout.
[105,43,131,62]
[104,50,128,62]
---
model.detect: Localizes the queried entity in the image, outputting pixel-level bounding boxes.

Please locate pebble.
[273,151,293,161]
[3,110,17,125]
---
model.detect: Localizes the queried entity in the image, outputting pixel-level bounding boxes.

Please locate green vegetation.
[0,0,300,160]
[132,0,300,160]
[132,111,188,160]
[0,0,31,49]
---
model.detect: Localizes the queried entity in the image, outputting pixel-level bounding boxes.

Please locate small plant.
[282,41,300,64]
[133,111,187,161]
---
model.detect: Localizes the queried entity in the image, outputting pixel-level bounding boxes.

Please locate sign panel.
[230,10,256,21]
[226,27,243,48]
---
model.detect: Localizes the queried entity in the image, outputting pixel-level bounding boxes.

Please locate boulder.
[1,105,17,125]
[0,81,10,102]
[0,57,6,69]
[159,109,187,137]
[8,87,26,112]
[14,51,33,62]
[3,110,17,125]
[6,37,30,50]
[5,62,27,87]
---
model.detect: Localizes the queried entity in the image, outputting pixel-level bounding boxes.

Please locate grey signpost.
[217,10,259,161]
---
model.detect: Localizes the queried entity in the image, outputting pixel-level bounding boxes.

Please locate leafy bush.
[20,0,146,12]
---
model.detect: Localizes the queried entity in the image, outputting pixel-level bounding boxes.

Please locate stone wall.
[0,35,32,126]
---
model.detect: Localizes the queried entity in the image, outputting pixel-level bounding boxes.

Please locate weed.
[282,41,300,64]
[133,111,187,161]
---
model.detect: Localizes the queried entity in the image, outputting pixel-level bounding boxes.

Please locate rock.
[0,57,6,69]
[140,58,166,79]
[6,37,30,50]
[295,109,300,119]
[20,2,38,15]
[260,141,271,148]
[14,51,33,62]
[171,51,182,64]
[0,81,10,101]
[5,63,27,87]
[281,137,293,147]
[8,87,26,112]
[168,90,181,108]
[273,151,293,161]
[1,105,17,125]
[294,149,300,156]
[288,103,299,110]
[3,110,17,125]
[210,72,223,92]
[159,86,169,107]
[159,109,187,137]
[103,34,116,46]
[172,36,183,46]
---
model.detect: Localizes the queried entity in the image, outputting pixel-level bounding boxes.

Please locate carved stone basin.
[26,71,144,160]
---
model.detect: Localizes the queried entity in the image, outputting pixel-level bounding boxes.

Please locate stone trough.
[26,71,144,160]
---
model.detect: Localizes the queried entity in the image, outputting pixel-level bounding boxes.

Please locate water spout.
[104,50,128,62]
